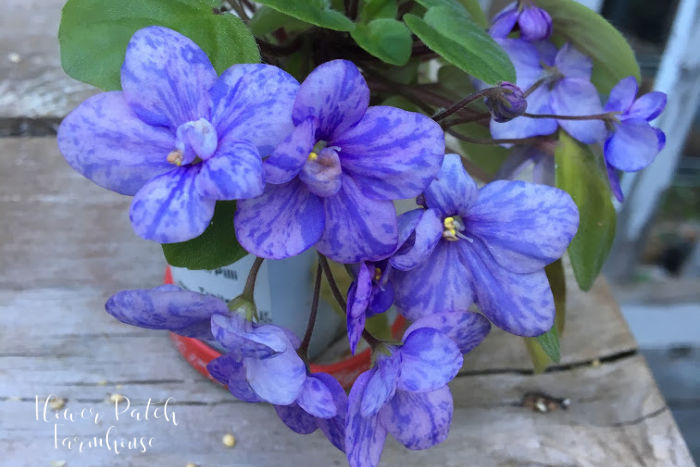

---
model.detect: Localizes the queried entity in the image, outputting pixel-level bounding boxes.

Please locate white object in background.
[575,0,603,12]
[170,249,344,359]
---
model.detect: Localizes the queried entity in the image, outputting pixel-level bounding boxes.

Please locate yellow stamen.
[442,216,459,241]
[308,151,318,161]
[166,150,184,166]
[374,267,382,282]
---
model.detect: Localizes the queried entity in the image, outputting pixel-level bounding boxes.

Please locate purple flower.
[392,154,579,336]
[496,145,554,186]
[235,60,445,263]
[485,82,528,122]
[490,1,553,41]
[345,317,489,467]
[105,284,226,340]
[58,26,299,243]
[602,76,667,201]
[489,40,606,145]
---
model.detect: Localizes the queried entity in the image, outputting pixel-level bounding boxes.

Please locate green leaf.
[535,0,641,95]
[437,65,476,100]
[404,7,515,84]
[249,5,311,36]
[255,0,355,31]
[358,0,397,22]
[454,122,510,176]
[161,201,248,270]
[546,259,566,335]
[555,132,616,290]
[457,0,488,28]
[59,0,259,91]
[524,337,551,373]
[351,18,412,65]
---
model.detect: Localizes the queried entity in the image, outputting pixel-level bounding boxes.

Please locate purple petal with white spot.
[294,60,370,141]
[491,86,557,140]
[404,311,491,354]
[333,106,445,200]
[360,355,400,417]
[195,139,263,200]
[263,118,317,184]
[206,353,240,385]
[346,371,387,467]
[275,403,318,434]
[467,180,579,274]
[235,179,325,259]
[210,64,299,155]
[391,208,442,271]
[121,26,216,129]
[604,119,661,171]
[298,375,337,419]
[245,347,306,405]
[129,166,215,243]
[316,175,398,263]
[551,78,606,144]
[459,239,554,336]
[604,76,638,113]
[393,242,473,321]
[105,285,225,339]
[489,4,518,38]
[315,373,348,452]
[605,161,624,202]
[398,328,462,392]
[518,6,552,41]
[57,92,174,195]
[554,43,592,80]
[627,92,667,121]
[378,386,453,450]
[347,263,372,354]
[423,154,478,218]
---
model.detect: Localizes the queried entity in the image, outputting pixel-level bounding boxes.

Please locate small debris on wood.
[108,393,125,404]
[49,397,67,411]
[7,52,21,64]
[97,379,107,386]
[185,463,198,467]
[222,433,236,448]
[521,392,570,413]
[591,358,602,368]
[49,461,66,467]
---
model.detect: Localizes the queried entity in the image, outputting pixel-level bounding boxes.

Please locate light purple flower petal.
[129,166,215,243]
[293,60,369,141]
[626,92,667,121]
[423,154,478,218]
[223,358,264,403]
[346,372,388,467]
[347,263,372,354]
[105,285,225,338]
[57,92,174,195]
[604,76,638,113]
[604,119,661,171]
[235,179,325,259]
[275,403,318,434]
[554,43,592,80]
[263,118,317,184]
[175,118,218,162]
[300,147,343,198]
[210,64,299,155]
[551,78,606,144]
[195,139,263,200]
[298,375,338,419]
[398,328,462,392]
[121,26,216,129]
[368,282,394,316]
[496,38,544,89]
[605,161,624,202]
[518,7,552,41]
[460,240,554,336]
[316,175,398,264]
[466,180,579,274]
[393,242,473,321]
[378,386,453,450]
[315,373,348,452]
[655,127,666,151]
[391,208,442,272]
[333,106,445,200]
[490,86,557,140]
[404,311,491,354]
[245,347,306,405]
[360,355,400,417]
[211,313,288,358]
[207,353,240,385]
[489,3,518,38]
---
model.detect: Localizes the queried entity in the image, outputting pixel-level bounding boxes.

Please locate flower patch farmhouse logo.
[35,394,179,454]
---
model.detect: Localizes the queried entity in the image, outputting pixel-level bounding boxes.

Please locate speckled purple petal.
[228,363,264,403]
[467,180,579,274]
[332,106,445,200]
[129,165,215,243]
[105,285,225,339]
[604,119,661,171]
[316,175,398,264]
[460,239,554,336]
[235,179,324,259]
[554,43,592,80]
[57,92,174,195]
[391,208,442,271]
[626,92,667,121]
[398,328,462,392]
[489,4,518,38]
[263,118,317,184]
[275,403,318,434]
[211,313,287,358]
[604,76,638,114]
[360,355,400,417]
[423,154,478,218]
[121,26,216,129]
[346,371,387,467]
[294,60,370,141]
[347,263,372,354]
[245,347,306,405]
[210,64,299,155]
[297,375,337,419]
[206,353,240,385]
[404,311,491,355]
[315,373,348,452]
[378,386,453,450]
[551,78,606,144]
[393,242,473,321]
[368,282,394,316]
[490,86,557,140]
[195,139,263,200]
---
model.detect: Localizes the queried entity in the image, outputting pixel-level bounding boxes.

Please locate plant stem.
[346,0,359,19]
[242,257,264,301]
[299,258,323,357]
[443,112,491,127]
[433,89,493,122]
[523,77,547,98]
[523,112,615,121]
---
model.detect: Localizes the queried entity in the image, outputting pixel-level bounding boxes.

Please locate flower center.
[299,147,342,198]
[169,118,218,166]
[442,216,472,242]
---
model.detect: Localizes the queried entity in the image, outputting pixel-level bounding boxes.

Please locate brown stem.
[523,112,615,121]
[433,89,494,122]
[299,258,323,357]
[242,257,264,300]
[523,77,548,98]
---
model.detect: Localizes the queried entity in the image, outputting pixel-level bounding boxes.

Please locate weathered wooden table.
[0,1,695,466]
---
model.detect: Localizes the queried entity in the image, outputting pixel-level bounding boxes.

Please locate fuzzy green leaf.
[255,0,355,31]
[351,18,412,65]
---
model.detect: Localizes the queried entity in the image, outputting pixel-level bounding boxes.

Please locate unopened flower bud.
[485,82,528,123]
[519,5,552,41]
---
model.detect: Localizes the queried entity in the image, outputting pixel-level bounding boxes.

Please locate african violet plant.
[56,0,666,465]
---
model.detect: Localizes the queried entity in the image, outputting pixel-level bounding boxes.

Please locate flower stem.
[523,77,547,97]
[242,257,264,301]
[346,0,359,19]
[523,112,615,121]
[299,257,323,357]
[433,89,493,122]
